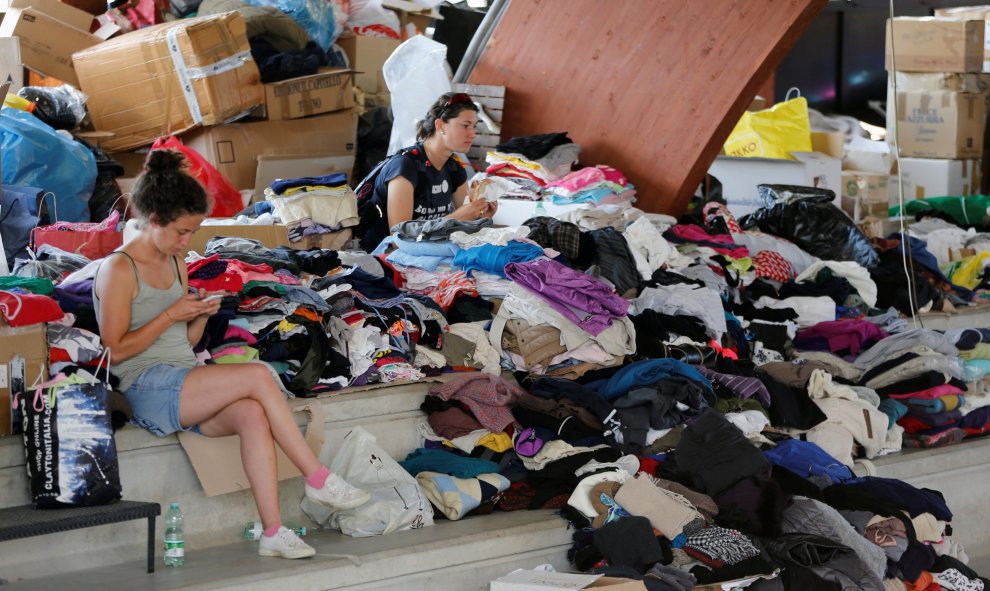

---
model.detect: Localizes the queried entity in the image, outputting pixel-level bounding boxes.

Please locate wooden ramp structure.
[467,0,828,215]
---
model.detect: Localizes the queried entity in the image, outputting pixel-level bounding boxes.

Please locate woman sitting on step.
[93,150,369,560]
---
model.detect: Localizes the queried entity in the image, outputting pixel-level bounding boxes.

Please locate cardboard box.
[707,151,843,218]
[895,91,985,159]
[255,68,355,121]
[936,6,990,71]
[886,17,984,73]
[811,131,845,159]
[0,324,48,437]
[892,157,982,203]
[0,0,103,86]
[72,12,265,152]
[187,224,352,255]
[0,37,25,93]
[841,171,891,223]
[842,171,890,204]
[338,35,400,95]
[254,153,356,201]
[490,570,647,591]
[894,71,990,94]
[183,108,358,190]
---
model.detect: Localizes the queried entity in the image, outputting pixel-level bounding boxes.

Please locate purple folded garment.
[504,258,628,335]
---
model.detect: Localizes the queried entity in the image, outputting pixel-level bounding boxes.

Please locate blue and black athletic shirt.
[361,143,468,251]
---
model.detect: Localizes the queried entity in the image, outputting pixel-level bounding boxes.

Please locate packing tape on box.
[165,27,252,125]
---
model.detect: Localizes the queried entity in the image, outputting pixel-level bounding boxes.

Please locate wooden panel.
[468,0,826,215]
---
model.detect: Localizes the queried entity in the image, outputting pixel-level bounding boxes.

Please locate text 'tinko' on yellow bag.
[723,88,812,160]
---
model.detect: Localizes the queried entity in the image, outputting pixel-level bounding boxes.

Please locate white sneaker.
[305,472,371,510]
[258,526,316,559]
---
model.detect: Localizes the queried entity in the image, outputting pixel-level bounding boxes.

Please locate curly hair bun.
[145,149,186,173]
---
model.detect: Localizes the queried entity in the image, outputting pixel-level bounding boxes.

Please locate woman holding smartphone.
[94,150,369,560]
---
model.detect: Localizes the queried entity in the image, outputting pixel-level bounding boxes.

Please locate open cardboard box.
[707,151,842,218]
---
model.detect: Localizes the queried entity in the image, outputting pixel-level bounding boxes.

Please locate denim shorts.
[124,364,199,437]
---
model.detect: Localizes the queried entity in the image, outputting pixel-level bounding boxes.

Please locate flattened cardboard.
[187,224,352,255]
[490,570,646,591]
[177,401,324,497]
[0,324,47,437]
[183,108,358,190]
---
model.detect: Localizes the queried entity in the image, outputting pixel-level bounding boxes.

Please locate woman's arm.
[177,257,220,347]
[94,255,174,365]
[386,176,416,228]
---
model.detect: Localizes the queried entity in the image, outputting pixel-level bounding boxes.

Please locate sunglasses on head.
[437,93,473,120]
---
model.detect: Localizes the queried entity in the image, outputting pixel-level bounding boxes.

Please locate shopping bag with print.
[21,351,122,508]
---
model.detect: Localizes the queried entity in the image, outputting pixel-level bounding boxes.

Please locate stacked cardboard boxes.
[886,17,987,210]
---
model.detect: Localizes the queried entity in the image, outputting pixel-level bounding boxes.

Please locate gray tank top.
[93,252,198,392]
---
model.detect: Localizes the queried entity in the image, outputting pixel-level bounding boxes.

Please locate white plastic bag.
[301,426,434,537]
[385,35,451,155]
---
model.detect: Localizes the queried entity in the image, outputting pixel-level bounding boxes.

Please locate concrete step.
[854,436,990,555]
[0,509,572,591]
[0,378,446,581]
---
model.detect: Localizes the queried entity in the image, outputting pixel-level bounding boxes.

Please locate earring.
[441,131,446,135]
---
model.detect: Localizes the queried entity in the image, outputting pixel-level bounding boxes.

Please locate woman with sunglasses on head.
[359,91,497,251]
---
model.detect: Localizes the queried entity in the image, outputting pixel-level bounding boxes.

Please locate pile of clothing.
[12,130,990,590]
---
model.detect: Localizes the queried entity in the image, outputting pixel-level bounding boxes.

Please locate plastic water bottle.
[533,199,548,217]
[242,521,307,540]
[163,502,185,567]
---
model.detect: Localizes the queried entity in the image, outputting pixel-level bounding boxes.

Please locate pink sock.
[305,466,331,489]
[263,524,282,538]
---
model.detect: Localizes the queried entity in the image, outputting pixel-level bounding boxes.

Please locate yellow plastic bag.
[723,88,812,160]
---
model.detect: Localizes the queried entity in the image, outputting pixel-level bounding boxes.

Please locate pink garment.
[887,384,966,401]
[43,209,119,232]
[212,346,247,357]
[429,374,525,432]
[703,202,743,234]
[595,165,629,187]
[545,167,605,196]
[224,325,257,345]
[486,163,547,186]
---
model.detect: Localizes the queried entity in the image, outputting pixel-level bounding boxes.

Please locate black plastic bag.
[739,184,879,268]
[17,85,87,131]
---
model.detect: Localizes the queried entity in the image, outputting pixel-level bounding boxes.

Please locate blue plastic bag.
[1,108,96,222]
[0,185,42,268]
[243,0,336,50]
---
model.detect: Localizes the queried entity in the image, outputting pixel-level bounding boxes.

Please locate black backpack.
[354,146,428,237]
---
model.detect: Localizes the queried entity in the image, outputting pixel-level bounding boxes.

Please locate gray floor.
[0,509,568,591]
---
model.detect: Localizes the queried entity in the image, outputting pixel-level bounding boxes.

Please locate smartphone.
[201,293,225,302]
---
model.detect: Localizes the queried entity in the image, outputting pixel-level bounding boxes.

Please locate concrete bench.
[0,500,161,573]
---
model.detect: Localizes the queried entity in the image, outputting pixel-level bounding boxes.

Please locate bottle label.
[165,541,185,559]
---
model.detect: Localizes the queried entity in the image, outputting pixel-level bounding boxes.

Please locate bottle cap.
[170,502,179,509]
